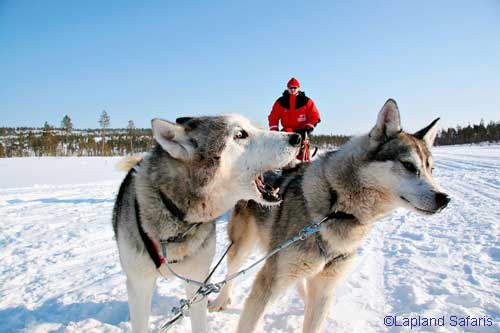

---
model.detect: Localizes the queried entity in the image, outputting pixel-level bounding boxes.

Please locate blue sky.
[1,1,499,135]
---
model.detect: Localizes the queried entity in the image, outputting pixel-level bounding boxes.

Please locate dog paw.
[208,296,231,312]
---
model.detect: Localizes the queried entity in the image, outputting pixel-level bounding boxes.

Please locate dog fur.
[209,99,450,333]
[112,114,301,332]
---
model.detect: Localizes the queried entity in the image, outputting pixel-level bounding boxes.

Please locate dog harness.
[275,172,357,263]
[315,188,357,262]
[131,167,201,269]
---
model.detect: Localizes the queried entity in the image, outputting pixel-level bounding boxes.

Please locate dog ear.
[175,117,193,125]
[369,98,401,142]
[151,118,195,161]
[414,118,440,147]
[176,117,203,130]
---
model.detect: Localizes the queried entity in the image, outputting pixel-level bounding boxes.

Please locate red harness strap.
[150,237,166,265]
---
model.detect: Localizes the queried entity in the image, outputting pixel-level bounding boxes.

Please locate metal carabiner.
[160,298,191,332]
[159,311,184,332]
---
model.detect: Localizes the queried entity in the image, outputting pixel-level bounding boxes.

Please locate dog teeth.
[272,187,280,195]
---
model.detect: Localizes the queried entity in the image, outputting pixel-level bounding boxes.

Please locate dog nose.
[289,133,302,147]
[435,192,450,208]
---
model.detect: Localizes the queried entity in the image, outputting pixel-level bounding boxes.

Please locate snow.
[0,145,498,332]
[0,157,124,188]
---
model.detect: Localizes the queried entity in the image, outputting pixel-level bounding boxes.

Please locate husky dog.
[112,114,301,333]
[209,99,450,333]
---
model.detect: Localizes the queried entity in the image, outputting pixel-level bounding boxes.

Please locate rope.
[159,242,233,332]
[158,212,348,331]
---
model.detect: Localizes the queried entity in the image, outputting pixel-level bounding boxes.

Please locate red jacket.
[268,91,320,131]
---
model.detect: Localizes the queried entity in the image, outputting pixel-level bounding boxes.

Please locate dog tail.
[116,156,143,172]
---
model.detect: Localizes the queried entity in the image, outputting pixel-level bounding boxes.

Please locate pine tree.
[78,136,86,156]
[61,115,73,133]
[88,135,98,156]
[18,131,25,157]
[127,120,136,154]
[99,110,110,156]
[61,115,73,155]
[42,122,51,155]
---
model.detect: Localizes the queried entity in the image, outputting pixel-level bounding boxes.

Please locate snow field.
[0,146,498,332]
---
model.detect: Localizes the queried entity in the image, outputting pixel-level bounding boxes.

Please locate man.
[268,77,320,161]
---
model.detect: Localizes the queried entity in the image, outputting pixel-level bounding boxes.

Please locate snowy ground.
[0,146,498,333]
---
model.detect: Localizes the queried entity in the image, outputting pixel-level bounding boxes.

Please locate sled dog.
[209,99,450,333]
[112,114,301,332]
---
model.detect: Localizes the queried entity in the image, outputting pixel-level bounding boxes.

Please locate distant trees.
[435,119,500,145]
[0,117,498,157]
[310,134,351,149]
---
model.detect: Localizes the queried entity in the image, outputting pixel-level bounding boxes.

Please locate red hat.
[287,77,300,88]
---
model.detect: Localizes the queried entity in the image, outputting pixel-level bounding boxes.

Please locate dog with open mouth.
[112,114,301,332]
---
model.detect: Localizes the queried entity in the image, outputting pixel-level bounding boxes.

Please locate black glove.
[294,127,313,139]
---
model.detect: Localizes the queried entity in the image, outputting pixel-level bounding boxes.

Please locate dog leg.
[302,275,336,333]
[236,258,295,333]
[126,272,157,333]
[296,278,308,303]
[179,234,215,333]
[209,214,257,312]
[302,260,352,333]
[185,282,209,333]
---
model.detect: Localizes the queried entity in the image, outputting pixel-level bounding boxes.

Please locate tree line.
[0,111,153,157]
[434,119,500,145]
[0,114,498,158]
[309,134,351,149]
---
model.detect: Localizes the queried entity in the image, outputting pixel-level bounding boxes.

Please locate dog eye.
[400,161,419,175]
[234,130,248,140]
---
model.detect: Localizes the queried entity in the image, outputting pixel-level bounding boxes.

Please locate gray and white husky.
[112,114,301,332]
[209,99,450,333]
